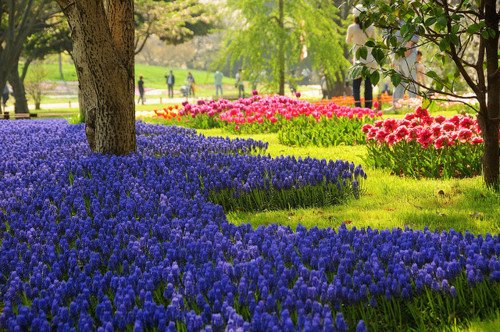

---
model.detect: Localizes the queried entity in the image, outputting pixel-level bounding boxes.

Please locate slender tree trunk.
[277,0,285,95]
[481,0,500,188]
[58,0,136,154]
[9,65,30,114]
[58,53,65,81]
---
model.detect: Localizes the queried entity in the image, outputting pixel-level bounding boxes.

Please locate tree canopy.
[135,0,219,54]
[215,0,349,95]
[357,0,499,188]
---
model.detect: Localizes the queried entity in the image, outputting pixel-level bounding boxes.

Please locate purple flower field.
[0,120,498,331]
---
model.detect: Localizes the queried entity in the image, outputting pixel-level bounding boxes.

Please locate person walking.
[214,70,223,97]
[166,70,175,98]
[137,76,145,105]
[187,72,195,97]
[346,5,376,108]
[2,85,9,112]
[235,69,245,98]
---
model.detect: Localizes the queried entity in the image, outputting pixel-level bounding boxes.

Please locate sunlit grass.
[197,128,500,235]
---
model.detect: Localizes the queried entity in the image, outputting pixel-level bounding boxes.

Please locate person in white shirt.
[346,5,376,109]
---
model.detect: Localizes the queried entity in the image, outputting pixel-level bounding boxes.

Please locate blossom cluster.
[178,95,381,128]
[362,107,484,149]
[0,121,498,331]
[361,108,489,178]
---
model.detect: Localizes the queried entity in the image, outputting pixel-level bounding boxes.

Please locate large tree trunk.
[9,64,30,114]
[481,0,500,188]
[277,0,285,95]
[57,0,136,155]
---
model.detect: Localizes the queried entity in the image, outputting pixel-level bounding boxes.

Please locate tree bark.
[277,0,285,95]
[9,64,30,114]
[481,0,500,188]
[58,0,136,155]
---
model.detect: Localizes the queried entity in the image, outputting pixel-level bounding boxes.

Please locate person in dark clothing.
[187,72,196,97]
[2,85,9,111]
[138,76,145,105]
[166,70,175,98]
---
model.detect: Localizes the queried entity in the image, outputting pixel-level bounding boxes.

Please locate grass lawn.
[37,60,238,98]
[196,128,500,235]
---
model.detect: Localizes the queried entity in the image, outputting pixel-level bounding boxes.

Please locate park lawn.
[39,61,237,89]
[197,128,500,235]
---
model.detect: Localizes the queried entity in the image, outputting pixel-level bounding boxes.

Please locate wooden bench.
[0,112,38,120]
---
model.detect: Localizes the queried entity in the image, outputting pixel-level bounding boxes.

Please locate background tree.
[135,0,218,54]
[0,0,56,114]
[24,61,50,110]
[56,0,136,155]
[215,0,349,95]
[357,0,499,188]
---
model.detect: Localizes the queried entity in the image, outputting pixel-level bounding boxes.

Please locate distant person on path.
[137,76,145,105]
[2,85,9,111]
[187,72,196,97]
[214,70,223,97]
[235,69,245,98]
[166,70,175,98]
[346,5,376,108]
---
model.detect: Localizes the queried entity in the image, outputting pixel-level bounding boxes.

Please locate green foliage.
[195,128,500,235]
[278,115,374,147]
[135,0,219,48]
[341,276,500,332]
[358,0,498,100]
[209,181,360,213]
[366,141,483,179]
[215,0,349,92]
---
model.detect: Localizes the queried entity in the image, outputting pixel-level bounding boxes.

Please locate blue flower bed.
[0,120,499,331]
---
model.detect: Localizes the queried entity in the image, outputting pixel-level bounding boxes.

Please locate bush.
[363,108,486,178]
[278,114,375,147]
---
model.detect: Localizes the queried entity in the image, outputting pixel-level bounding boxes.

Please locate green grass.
[36,57,239,98]
[450,312,500,332]
[197,128,500,235]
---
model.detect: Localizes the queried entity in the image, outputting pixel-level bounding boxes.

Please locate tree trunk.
[58,53,65,81]
[9,65,30,114]
[57,0,136,155]
[481,0,500,188]
[277,0,285,95]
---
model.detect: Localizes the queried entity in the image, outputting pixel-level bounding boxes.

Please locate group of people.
[136,69,246,103]
[345,5,425,109]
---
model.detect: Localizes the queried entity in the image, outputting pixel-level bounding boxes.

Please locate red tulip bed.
[362,108,486,178]
[155,95,382,147]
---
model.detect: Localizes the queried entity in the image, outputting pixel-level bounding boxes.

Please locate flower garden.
[1,97,499,331]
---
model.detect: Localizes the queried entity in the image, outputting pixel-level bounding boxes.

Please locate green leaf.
[389,36,398,47]
[424,17,437,27]
[466,23,482,34]
[365,40,376,47]
[435,16,448,31]
[370,71,380,86]
[400,24,409,38]
[357,46,368,60]
[426,70,439,80]
[372,47,385,64]
[450,34,460,46]
[391,73,402,87]
[481,30,490,39]
[439,37,450,51]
